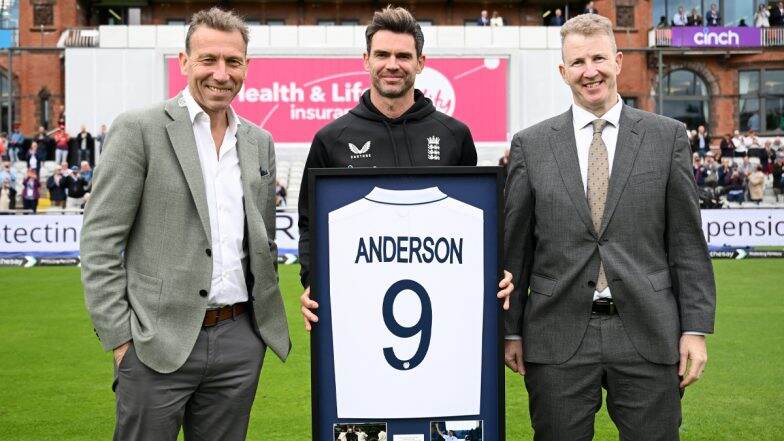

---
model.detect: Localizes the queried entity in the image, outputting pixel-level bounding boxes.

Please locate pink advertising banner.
[166,57,508,143]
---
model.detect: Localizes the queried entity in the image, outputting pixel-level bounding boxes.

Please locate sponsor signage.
[0,215,82,255]
[702,209,784,247]
[670,27,761,48]
[166,57,509,143]
[3,208,783,265]
[0,212,301,264]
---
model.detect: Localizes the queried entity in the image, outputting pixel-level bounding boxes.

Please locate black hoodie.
[298,89,477,287]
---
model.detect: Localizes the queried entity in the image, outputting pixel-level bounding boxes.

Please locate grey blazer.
[504,105,716,365]
[81,94,291,373]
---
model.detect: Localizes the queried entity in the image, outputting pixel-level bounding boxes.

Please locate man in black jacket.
[46,164,67,208]
[297,6,512,329]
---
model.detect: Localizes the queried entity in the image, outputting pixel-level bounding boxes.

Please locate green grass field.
[1,261,783,440]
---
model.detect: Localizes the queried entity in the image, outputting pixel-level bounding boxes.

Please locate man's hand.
[497,270,514,310]
[679,334,707,388]
[300,286,319,332]
[113,341,131,367]
[504,339,525,375]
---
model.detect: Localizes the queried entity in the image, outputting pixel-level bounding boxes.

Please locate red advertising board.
[167,57,508,143]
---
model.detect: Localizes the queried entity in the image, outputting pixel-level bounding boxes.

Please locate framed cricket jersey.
[308,167,504,441]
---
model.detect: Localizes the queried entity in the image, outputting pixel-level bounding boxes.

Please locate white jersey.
[328,187,484,418]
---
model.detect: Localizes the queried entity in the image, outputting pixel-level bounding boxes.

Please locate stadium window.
[658,69,710,131]
[341,19,360,26]
[418,20,434,26]
[616,3,635,28]
[317,20,337,26]
[0,70,8,133]
[652,1,754,27]
[622,97,637,108]
[38,88,51,128]
[32,3,54,27]
[739,69,784,134]
[266,19,285,26]
[166,19,186,26]
[246,19,262,26]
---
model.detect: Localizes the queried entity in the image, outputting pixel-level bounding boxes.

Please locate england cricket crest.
[427,136,441,161]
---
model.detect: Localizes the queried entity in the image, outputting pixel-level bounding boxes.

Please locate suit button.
[199,289,208,297]
[205,248,212,257]
[588,281,596,288]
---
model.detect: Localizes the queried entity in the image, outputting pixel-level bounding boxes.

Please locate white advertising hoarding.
[0,215,82,255]
[2,209,783,262]
[701,209,784,247]
[1,212,300,258]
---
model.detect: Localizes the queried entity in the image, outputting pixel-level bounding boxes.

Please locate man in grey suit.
[503,14,715,440]
[81,8,290,440]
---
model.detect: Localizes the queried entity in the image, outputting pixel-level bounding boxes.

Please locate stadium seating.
[5,143,784,211]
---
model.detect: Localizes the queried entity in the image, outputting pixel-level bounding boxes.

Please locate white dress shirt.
[673,12,688,25]
[572,96,622,301]
[181,87,248,307]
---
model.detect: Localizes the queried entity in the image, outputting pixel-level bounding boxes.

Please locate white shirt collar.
[572,94,623,131]
[365,187,447,205]
[180,87,241,128]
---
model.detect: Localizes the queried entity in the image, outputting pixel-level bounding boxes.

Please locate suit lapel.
[549,109,597,237]
[235,124,261,214]
[165,95,212,243]
[599,105,645,235]
[235,124,271,246]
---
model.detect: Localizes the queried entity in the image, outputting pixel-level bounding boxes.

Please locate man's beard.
[373,74,415,99]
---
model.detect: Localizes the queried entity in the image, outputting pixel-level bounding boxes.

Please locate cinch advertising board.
[307,167,504,441]
[167,57,509,143]
[670,26,761,48]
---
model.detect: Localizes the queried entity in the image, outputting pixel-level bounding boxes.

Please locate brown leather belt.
[203,302,249,327]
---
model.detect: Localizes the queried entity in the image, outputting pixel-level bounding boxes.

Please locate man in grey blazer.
[81,8,289,440]
[503,14,715,440]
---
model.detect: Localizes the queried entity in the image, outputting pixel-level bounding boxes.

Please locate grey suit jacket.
[81,94,291,373]
[504,105,716,365]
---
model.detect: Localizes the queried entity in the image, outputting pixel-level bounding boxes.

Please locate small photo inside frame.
[333,422,387,441]
[430,420,483,441]
[308,167,505,441]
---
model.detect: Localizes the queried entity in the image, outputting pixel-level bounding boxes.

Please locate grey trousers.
[524,314,681,441]
[113,312,266,441]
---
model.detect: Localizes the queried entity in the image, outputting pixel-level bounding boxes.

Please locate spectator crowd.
[688,126,784,206]
[0,121,105,213]
[666,2,784,27]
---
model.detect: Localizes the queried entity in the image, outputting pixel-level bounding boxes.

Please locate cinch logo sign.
[693,30,739,46]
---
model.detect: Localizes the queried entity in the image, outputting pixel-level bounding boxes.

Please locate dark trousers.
[113,312,266,441]
[524,314,681,441]
[22,199,38,213]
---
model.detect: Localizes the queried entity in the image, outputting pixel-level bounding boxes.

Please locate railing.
[652,28,673,46]
[57,28,99,48]
[762,27,784,46]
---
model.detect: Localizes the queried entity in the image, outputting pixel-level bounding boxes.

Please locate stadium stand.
[1,134,782,212]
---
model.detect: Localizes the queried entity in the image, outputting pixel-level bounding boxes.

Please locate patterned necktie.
[587,119,609,291]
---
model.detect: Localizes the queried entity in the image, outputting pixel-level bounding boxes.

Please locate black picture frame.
[308,166,505,441]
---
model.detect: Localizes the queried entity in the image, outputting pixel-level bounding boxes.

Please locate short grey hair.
[560,13,617,55]
[185,7,249,54]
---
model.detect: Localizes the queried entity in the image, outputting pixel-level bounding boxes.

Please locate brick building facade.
[1,0,85,134]
[3,0,784,138]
